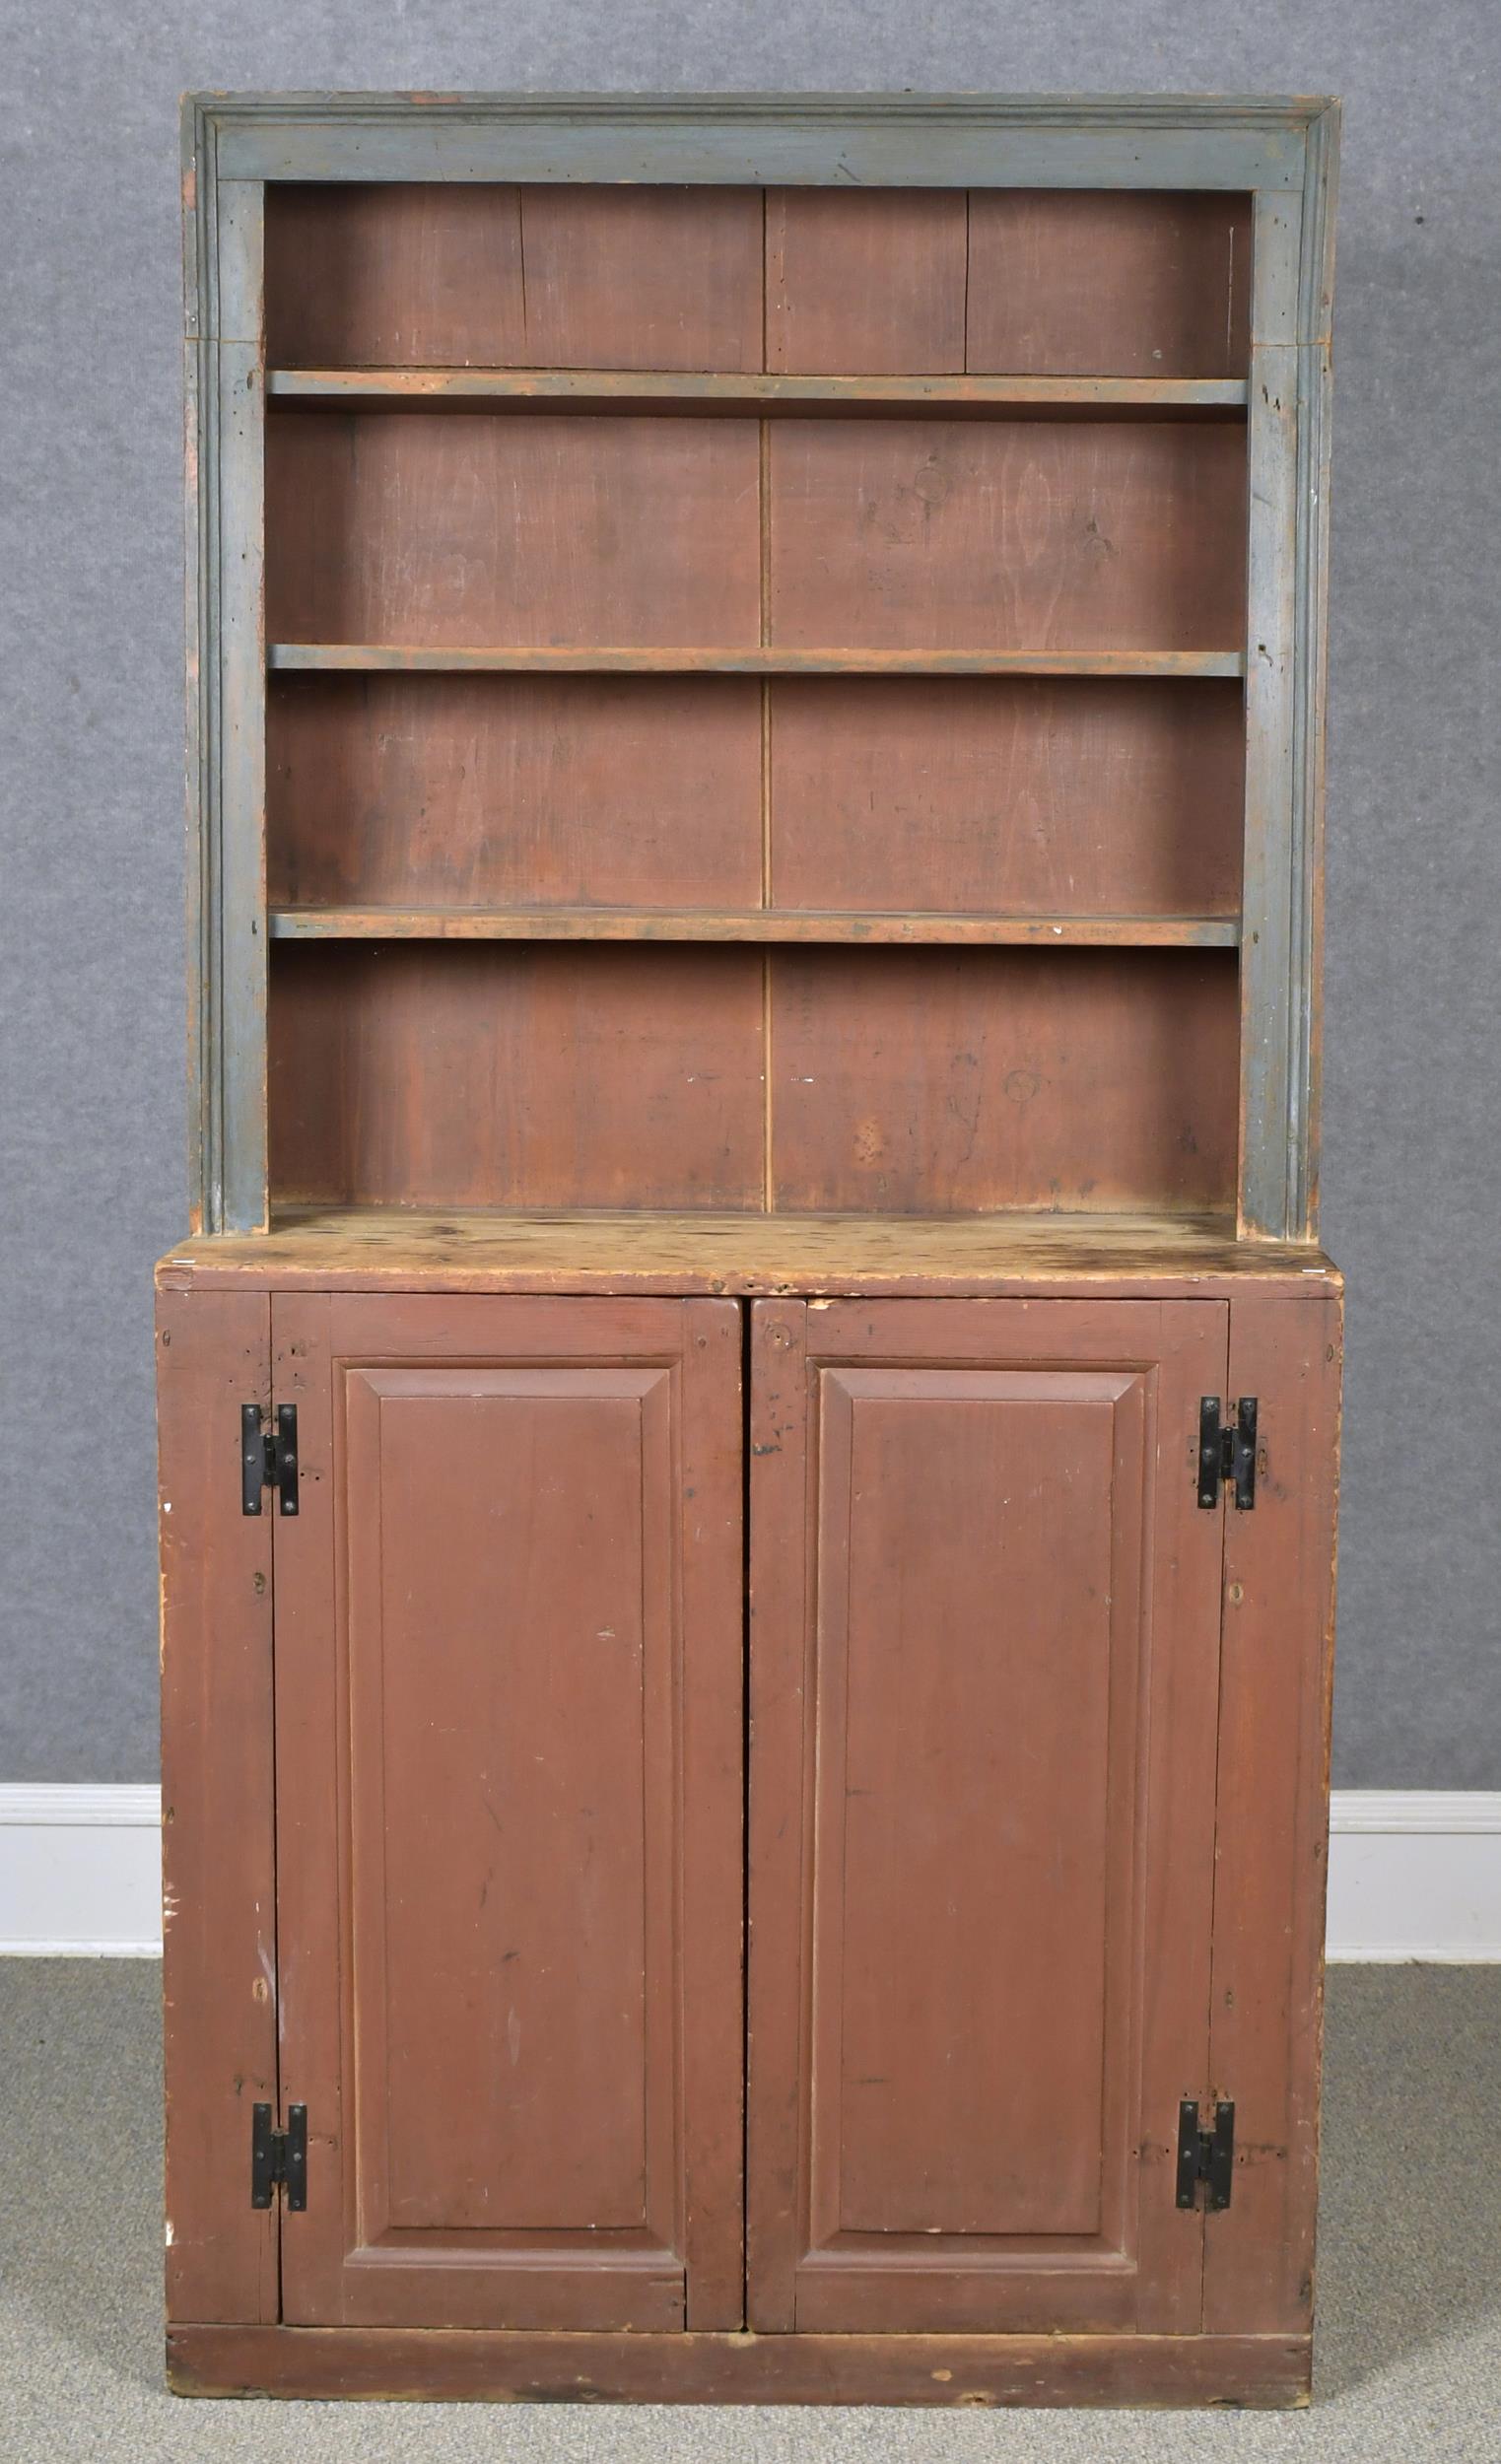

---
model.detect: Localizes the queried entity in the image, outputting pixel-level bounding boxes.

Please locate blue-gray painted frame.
[185,112,268,1232]
[1238,106,1338,1237]
[182,92,1338,1241]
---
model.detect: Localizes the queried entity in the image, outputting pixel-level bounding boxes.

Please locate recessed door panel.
[820,1366,1138,2246]
[748,1297,1229,2336]
[350,1364,666,2243]
[271,1295,743,2332]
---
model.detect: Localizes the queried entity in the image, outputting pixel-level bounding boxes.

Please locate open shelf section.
[268,906,1241,949]
[263,183,1253,384]
[266,368,1250,412]
[267,645,1248,678]
[267,940,1239,1217]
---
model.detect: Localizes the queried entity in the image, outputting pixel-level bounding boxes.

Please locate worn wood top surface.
[158,1208,1340,1297]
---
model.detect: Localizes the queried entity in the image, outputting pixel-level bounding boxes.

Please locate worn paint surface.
[158,1208,1340,1298]
[167,2321,1314,2408]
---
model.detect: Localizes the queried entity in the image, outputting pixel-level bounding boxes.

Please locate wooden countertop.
[157,1207,1341,1300]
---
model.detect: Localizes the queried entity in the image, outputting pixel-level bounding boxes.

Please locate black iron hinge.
[250,2102,307,2210]
[1176,2097,1235,2211]
[1196,1397,1258,1511]
[241,1403,299,1516]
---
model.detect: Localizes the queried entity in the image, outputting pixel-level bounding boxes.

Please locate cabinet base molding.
[168,2325,1312,2409]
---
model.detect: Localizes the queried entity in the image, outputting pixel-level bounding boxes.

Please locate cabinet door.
[271,1295,743,2332]
[748,1297,1229,2335]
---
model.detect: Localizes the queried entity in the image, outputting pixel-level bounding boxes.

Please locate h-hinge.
[1197,1397,1258,1510]
[1176,2098,1235,2211]
[241,1403,299,1516]
[250,2103,307,2210]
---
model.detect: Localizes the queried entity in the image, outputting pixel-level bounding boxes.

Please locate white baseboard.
[0,1785,1497,1961]
[1323,1790,1501,1962]
[0,1784,164,1955]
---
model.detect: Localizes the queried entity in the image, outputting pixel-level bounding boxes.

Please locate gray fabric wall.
[1,3,1496,1786]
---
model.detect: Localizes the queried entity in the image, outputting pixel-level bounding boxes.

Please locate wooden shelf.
[267,368,1249,413]
[268,645,1248,679]
[158,1205,1338,1299]
[269,907,1242,949]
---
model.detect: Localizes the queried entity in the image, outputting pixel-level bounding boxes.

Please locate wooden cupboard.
[161,93,1341,2407]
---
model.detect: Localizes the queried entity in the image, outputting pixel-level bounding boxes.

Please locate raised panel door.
[747,1296,1229,2334]
[269,1294,743,2331]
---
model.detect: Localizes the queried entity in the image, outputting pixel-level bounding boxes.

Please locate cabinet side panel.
[158,1285,278,2324]
[1205,1283,1341,2333]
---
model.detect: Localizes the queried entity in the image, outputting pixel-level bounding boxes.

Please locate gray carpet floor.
[1,1965,1497,2462]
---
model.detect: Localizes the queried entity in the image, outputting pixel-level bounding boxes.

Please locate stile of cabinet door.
[267,1293,743,2332]
[747,1296,1229,2335]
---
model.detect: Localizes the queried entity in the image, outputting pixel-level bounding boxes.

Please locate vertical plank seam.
[515,187,529,354]
[1224,219,1235,374]
[762,957,774,1216]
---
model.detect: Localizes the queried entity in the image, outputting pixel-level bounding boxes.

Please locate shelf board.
[269,907,1242,949]
[267,367,1249,413]
[268,645,1247,679]
[159,1206,1339,1300]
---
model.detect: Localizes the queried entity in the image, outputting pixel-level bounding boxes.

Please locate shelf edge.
[268,908,1243,948]
[267,645,1249,678]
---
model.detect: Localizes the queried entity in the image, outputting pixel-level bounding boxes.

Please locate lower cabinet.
[158,1278,1340,2404]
